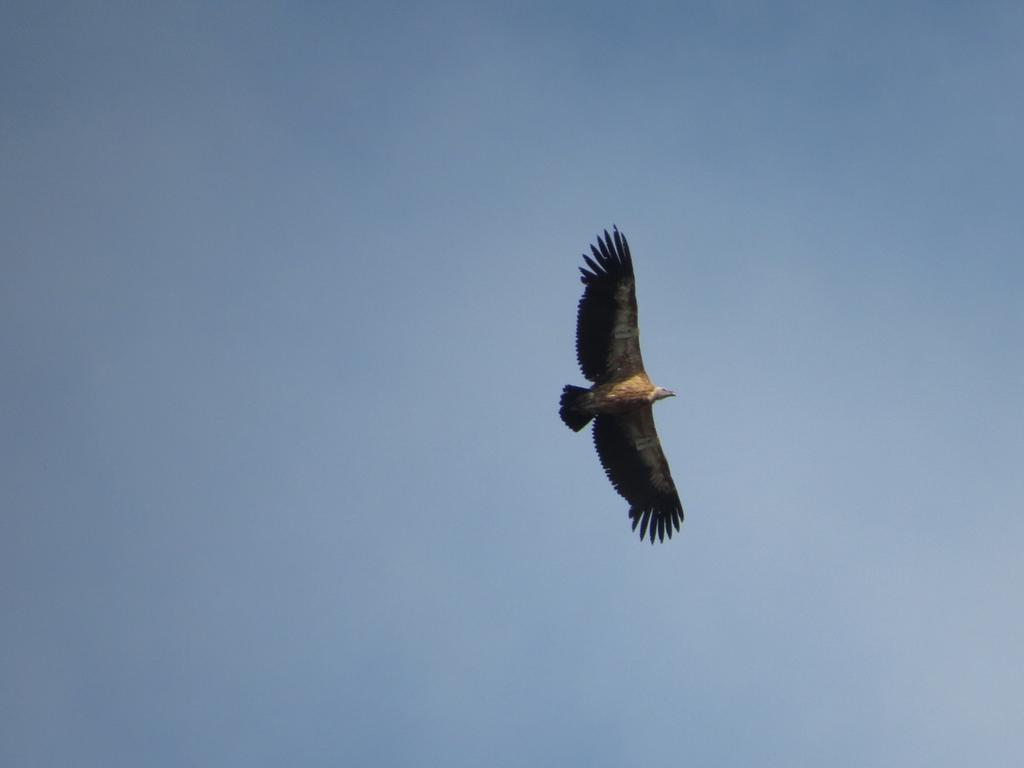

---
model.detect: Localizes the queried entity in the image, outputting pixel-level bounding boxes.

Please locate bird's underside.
[558,227,684,543]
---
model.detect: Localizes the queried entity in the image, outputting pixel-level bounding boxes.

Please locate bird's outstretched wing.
[576,228,645,383]
[592,408,684,543]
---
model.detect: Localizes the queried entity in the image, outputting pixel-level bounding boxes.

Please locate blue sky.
[3,2,1023,765]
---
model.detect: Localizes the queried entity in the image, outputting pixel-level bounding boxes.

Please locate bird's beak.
[666,389,676,398]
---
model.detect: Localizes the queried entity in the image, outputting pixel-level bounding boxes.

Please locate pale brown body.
[578,373,661,415]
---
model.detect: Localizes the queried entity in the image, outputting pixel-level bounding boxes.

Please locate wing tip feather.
[628,501,684,544]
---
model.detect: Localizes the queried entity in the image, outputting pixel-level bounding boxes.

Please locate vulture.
[559,227,684,543]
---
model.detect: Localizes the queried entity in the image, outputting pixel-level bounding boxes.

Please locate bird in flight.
[559,227,684,543]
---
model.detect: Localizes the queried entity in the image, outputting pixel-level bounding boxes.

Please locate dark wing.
[575,227,645,383]
[592,409,684,543]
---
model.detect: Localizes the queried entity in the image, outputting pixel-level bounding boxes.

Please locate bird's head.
[652,386,676,402]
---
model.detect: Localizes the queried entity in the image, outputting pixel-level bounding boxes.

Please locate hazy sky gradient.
[3,2,1023,765]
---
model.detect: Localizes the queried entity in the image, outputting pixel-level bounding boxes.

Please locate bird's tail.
[559,385,593,432]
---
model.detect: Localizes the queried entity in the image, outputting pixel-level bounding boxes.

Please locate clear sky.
[3,2,1023,765]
